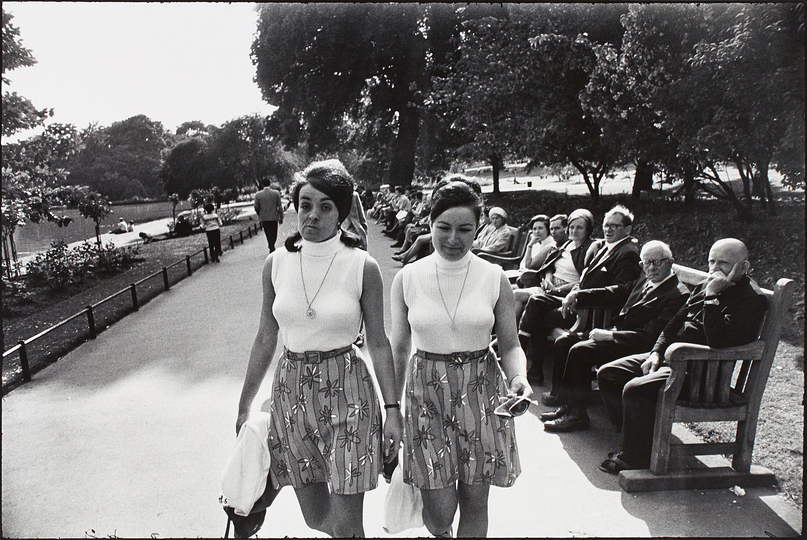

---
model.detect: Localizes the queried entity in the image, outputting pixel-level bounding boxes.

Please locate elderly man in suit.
[541,241,690,432]
[596,238,767,472]
[519,204,642,384]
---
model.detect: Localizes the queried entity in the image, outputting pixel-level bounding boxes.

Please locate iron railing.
[2,222,261,393]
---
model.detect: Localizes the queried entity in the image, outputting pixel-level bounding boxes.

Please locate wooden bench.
[611,267,795,492]
[477,225,531,271]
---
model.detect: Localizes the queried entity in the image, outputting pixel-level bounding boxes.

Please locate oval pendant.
[306,308,315,319]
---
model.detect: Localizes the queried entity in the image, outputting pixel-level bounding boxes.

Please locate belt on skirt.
[415,349,489,362]
[284,344,354,363]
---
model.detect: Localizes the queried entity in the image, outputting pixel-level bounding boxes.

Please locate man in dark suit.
[541,241,690,432]
[519,204,642,384]
[596,238,768,472]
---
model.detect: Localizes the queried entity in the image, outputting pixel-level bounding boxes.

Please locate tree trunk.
[683,165,696,205]
[388,105,420,187]
[632,160,653,199]
[489,154,501,194]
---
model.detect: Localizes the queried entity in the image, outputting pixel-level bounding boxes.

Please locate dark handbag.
[516,270,540,289]
[223,469,281,538]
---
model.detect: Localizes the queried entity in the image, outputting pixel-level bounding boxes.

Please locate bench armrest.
[664,341,766,365]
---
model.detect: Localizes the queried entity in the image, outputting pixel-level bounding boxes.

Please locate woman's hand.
[235,410,249,436]
[383,408,404,462]
[508,374,532,398]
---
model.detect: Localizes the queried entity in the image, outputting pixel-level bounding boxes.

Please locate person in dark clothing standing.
[254,179,284,252]
[597,238,768,473]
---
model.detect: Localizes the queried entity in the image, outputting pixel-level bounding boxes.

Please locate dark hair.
[550,214,568,228]
[529,214,551,233]
[429,181,484,224]
[285,159,362,251]
[204,203,215,214]
[436,173,482,195]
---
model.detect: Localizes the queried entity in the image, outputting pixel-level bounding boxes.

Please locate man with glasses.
[541,241,689,432]
[518,204,642,385]
[596,238,767,473]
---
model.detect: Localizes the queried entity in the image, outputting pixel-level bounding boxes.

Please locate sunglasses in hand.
[493,394,533,418]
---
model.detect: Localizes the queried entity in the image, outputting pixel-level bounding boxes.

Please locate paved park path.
[2,211,801,538]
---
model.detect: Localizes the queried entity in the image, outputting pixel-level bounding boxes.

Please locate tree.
[252,3,464,187]
[160,115,301,198]
[2,124,80,276]
[64,115,169,200]
[2,9,53,137]
[74,190,112,248]
[428,4,625,199]
[685,3,805,217]
[160,137,212,198]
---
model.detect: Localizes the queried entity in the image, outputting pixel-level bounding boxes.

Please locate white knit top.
[271,235,367,352]
[401,251,503,354]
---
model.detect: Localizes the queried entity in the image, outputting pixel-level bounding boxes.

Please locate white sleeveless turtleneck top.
[271,235,367,352]
[401,251,502,354]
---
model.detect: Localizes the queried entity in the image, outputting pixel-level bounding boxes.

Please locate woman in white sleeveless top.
[390,179,531,537]
[237,160,401,537]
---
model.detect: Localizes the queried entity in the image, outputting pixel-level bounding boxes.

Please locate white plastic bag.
[383,457,424,534]
[220,411,273,516]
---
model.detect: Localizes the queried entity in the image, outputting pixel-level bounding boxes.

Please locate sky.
[3,2,275,141]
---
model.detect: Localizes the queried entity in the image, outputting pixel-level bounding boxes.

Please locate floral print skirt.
[402,350,521,490]
[268,346,383,495]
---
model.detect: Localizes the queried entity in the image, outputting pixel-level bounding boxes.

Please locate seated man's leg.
[518,293,568,383]
[617,366,671,468]
[596,353,646,431]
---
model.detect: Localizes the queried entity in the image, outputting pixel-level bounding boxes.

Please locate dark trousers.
[552,334,653,406]
[597,353,671,468]
[261,221,279,252]
[206,229,222,261]
[518,293,572,366]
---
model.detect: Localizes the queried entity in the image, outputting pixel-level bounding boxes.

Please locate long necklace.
[299,251,338,319]
[435,260,472,332]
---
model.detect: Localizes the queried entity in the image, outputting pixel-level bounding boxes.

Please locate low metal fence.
[2,222,261,393]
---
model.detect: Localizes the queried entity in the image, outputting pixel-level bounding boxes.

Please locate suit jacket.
[577,236,641,290]
[254,187,283,222]
[652,275,768,356]
[576,273,690,350]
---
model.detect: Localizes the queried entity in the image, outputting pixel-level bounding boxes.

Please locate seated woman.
[514,214,556,275]
[511,209,596,321]
[471,207,513,255]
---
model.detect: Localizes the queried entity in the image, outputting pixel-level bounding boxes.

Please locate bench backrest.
[667,265,793,411]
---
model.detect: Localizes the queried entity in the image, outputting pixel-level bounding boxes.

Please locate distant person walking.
[254,179,284,252]
[200,203,223,262]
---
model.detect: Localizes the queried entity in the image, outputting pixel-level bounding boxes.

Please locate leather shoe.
[543,409,589,432]
[541,392,562,406]
[391,255,404,262]
[539,405,568,422]
[390,242,403,248]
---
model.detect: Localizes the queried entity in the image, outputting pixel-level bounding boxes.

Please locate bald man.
[596,238,768,473]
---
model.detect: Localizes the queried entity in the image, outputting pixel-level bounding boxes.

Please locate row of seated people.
[372,187,769,476]
[499,203,767,474]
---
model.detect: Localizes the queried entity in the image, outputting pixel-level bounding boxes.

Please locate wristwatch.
[704,298,720,306]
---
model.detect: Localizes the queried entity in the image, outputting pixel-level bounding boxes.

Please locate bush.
[25,241,141,290]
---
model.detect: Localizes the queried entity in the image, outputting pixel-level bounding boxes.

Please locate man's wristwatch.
[704,297,720,306]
